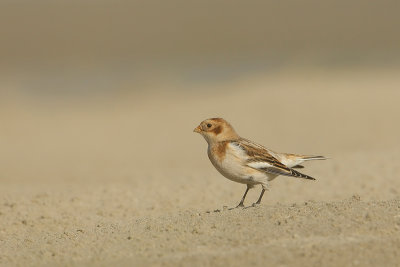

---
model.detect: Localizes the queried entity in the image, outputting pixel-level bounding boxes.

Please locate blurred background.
[1,0,400,204]
[1,0,400,96]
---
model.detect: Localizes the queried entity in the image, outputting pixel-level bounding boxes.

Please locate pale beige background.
[1,1,400,266]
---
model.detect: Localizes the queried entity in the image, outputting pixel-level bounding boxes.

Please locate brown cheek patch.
[212,126,222,135]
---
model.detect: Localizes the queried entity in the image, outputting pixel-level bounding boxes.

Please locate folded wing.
[234,138,316,180]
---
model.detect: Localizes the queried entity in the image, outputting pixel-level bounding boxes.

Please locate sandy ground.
[1,69,400,266]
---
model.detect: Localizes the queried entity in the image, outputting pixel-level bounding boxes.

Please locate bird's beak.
[193,125,202,133]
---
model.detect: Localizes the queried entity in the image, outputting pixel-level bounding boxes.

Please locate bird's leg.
[253,189,266,206]
[235,185,250,208]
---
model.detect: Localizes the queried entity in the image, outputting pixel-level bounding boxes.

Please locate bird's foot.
[243,203,259,209]
[237,204,244,208]
[228,203,244,210]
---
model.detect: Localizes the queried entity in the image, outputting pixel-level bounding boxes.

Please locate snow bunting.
[194,118,326,208]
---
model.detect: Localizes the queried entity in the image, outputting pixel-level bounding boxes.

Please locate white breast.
[208,143,265,185]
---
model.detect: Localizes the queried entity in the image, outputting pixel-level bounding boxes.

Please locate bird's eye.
[207,123,212,128]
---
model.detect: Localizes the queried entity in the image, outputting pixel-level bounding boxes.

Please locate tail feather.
[290,155,327,180]
[302,155,327,161]
[281,154,328,168]
[290,155,327,168]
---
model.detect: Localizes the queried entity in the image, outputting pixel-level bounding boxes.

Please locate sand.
[1,69,400,266]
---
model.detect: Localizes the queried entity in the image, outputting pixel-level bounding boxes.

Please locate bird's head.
[193,118,239,143]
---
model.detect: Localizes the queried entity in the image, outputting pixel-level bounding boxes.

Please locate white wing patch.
[247,161,273,169]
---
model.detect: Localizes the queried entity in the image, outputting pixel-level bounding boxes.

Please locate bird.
[193,118,326,208]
